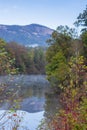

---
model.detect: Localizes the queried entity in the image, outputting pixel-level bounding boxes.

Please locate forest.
[38,5,87,130]
[0,5,87,130]
[0,40,46,75]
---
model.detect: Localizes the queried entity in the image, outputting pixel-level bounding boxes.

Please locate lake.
[0,75,60,129]
[0,75,50,112]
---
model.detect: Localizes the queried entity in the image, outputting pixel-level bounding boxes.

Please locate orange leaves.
[13,113,17,117]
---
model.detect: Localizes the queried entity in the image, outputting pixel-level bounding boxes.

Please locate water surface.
[0,75,50,113]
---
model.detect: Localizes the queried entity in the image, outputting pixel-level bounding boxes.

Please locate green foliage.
[75,5,87,59]
[44,56,87,130]
[81,31,87,44]
[46,26,74,61]
[46,51,69,88]
[0,39,17,75]
[68,56,86,88]
[46,26,77,89]
[80,31,87,58]
[33,47,46,74]
[57,25,78,38]
[43,6,87,129]
[74,5,87,29]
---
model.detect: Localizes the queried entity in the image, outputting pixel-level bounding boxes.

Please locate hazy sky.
[0,0,86,29]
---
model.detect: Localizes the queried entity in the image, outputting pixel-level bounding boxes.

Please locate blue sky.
[0,0,86,29]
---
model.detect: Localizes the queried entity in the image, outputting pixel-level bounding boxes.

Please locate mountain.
[0,24,53,47]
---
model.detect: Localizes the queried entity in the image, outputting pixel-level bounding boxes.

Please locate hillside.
[0,24,53,47]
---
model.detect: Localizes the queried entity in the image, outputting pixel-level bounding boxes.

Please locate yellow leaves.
[72,89,77,98]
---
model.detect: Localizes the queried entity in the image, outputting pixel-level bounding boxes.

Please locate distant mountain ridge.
[0,24,54,46]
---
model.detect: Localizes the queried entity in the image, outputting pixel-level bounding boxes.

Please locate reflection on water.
[44,90,61,119]
[0,74,61,120]
[20,85,47,112]
[0,75,50,113]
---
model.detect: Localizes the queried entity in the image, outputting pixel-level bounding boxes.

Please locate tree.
[40,56,87,130]
[33,47,46,74]
[6,42,27,73]
[0,39,16,75]
[75,5,87,58]
[46,26,77,89]
[6,42,46,74]
[74,5,87,30]
[79,31,87,60]
[46,51,69,89]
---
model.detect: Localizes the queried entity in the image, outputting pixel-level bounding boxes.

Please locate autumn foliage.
[47,56,87,130]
